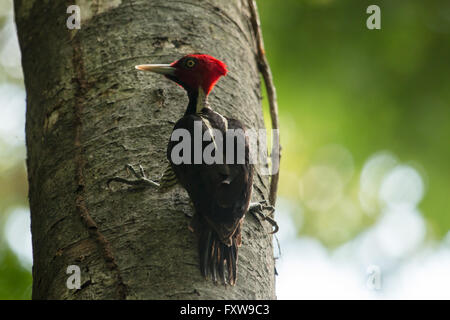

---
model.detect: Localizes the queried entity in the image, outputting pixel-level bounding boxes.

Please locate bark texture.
[15,0,275,299]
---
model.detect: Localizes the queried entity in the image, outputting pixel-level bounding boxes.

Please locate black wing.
[167,108,253,244]
[167,108,253,284]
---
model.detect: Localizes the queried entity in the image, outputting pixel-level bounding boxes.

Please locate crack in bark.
[71,33,128,300]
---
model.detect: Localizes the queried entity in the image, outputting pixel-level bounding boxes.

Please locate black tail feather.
[227,239,237,285]
[211,243,218,283]
[232,238,238,284]
[217,246,226,284]
[199,227,239,285]
[200,230,212,278]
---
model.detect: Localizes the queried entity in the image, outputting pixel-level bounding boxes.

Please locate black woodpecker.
[108,54,275,285]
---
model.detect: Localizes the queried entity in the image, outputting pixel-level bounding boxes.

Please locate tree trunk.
[15,0,275,299]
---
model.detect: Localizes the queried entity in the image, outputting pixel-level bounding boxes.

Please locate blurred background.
[0,0,449,299]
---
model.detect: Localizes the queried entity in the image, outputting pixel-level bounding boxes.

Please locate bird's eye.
[185,59,196,68]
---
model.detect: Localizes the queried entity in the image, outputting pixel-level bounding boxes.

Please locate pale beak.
[135,64,176,75]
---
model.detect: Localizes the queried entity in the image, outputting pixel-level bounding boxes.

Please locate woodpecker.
[109,54,275,285]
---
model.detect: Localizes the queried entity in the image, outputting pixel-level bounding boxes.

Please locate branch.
[248,0,281,206]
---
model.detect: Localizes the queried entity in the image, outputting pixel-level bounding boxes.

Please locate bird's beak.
[135,64,176,75]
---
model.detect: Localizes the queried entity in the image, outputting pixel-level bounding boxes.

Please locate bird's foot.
[248,200,279,234]
[107,164,160,189]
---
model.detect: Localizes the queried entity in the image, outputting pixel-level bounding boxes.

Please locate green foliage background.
[258,0,449,245]
[0,0,448,299]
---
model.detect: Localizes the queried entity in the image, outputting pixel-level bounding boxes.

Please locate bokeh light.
[1,0,449,299]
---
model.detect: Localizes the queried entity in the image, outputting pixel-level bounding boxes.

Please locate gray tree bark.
[15,0,275,299]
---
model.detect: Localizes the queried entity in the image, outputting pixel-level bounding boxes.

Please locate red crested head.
[136,54,228,96]
[170,54,228,95]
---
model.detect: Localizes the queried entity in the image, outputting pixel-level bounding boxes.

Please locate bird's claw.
[107,164,160,189]
[249,200,274,214]
[248,200,279,234]
[124,164,147,179]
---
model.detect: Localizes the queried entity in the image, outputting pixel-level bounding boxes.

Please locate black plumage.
[168,106,253,285]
